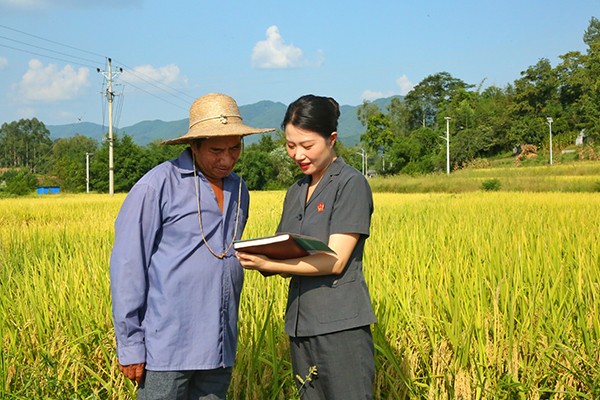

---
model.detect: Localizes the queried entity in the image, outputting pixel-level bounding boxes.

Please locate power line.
[117,74,189,111]
[115,59,195,103]
[1,24,192,117]
[0,35,101,67]
[0,23,106,59]
[0,42,98,69]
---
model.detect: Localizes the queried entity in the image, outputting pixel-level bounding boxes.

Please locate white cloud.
[0,57,7,70]
[361,90,396,102]
[252,26,304,69]
[121,64,188,92]
[17,59,90,102]
[396,74,414,95]
[361,90,385,101]
[361,74,415,102]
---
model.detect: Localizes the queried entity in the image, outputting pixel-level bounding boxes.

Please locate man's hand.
[118,362,145,384]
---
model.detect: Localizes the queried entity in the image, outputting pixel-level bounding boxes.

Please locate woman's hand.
[237,233,359,277]
[236,251,269,272]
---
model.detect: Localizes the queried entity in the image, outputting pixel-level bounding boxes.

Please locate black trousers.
[290,325,375,400]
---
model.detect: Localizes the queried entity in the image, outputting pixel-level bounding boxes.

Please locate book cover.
[233,233,334,260]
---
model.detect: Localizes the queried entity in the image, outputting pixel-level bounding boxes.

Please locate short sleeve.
[329,171,373,237]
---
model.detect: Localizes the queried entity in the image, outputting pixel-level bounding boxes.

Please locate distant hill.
[47,96,401,147]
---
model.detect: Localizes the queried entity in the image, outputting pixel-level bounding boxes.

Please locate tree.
[143,140,186,170]
[386,97,410,137]
[0,118,52,173]
[50,135,98,192]
[114,134,147,192]
[356,100,381,127]
[510,58,560,146]
[582,16,600,142]
[404,72,473,130]
[583,16,600,49]
[361,113,393,152]
[269,146,300,189]
[237,149,276,190]
[1,169,37,196]
[360,112,396,174]
[90,133,147,193]
[236,135,277,190]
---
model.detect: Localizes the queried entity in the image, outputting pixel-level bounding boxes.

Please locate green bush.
[481,178,501,191]
[1,169,37,196]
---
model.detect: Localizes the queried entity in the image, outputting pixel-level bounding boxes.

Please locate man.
[110,93,274,399]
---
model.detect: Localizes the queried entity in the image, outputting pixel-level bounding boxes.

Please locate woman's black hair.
[281,94,340,139]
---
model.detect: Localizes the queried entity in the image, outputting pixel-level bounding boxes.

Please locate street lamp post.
[444,117,451,174]
[86,152,93,193]
[356,148,367,176]
[546,117,553,165]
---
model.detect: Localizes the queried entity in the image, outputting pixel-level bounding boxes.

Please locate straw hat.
[161,93,275,145]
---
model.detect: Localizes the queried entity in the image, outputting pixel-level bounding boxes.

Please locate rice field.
[368,161,600,193]
[1,191,599,399]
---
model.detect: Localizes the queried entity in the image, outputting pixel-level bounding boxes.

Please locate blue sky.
[0,0,597,128]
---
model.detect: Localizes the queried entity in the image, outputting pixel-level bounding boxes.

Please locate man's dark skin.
[119,362,145,384]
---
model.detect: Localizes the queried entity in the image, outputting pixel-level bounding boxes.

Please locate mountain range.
[47,97,400,147]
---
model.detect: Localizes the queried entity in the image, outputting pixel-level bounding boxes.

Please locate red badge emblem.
[317,202,325,212]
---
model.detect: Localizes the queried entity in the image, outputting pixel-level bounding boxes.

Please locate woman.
[237,94,376,399]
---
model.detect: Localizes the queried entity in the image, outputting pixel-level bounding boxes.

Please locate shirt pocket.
[315,271,359,324]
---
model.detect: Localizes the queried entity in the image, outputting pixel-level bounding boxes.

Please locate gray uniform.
[277,157,376,399]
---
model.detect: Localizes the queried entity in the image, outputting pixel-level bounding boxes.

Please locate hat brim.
[161,123,275,145]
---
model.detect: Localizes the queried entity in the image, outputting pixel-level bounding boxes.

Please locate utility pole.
[97,58,122,195]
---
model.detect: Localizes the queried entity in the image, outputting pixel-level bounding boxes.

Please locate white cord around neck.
[192,153,242,259]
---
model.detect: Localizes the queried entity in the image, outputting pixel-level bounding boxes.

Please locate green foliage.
[583,16,600,48]
[0,118,52,173]
[236,134,300,190]
[88,134,181,193]
[356,100,381,126]
[50,135,98,192]
[481,178,502,191]
[0,169,37,196]
[404,72,473,130]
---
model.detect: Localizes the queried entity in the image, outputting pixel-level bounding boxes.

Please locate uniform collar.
[327,157,346,177]
[299,156,346,186]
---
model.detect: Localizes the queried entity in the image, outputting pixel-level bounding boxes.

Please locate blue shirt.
[110,148,249,371]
